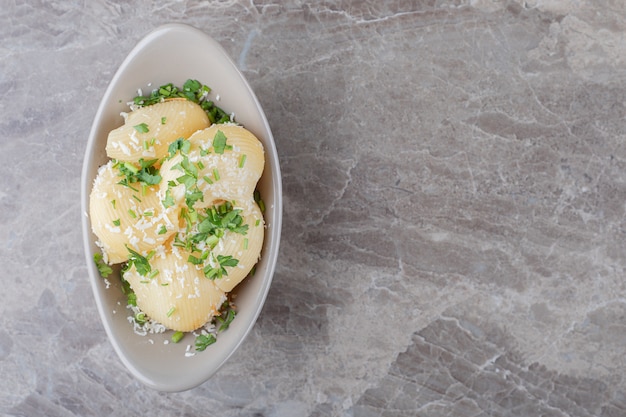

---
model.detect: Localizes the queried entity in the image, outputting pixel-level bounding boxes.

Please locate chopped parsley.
[125,246,151,277]
[216,307,236,332]
[120,275,137,307]
[162,188,175,208]
[194,300,237,351]
[171,331,184,343]
[168,137,191,158]
[169,201,247,279]
[204,254,239,280]
[114,158,162,189]
[132,79,231,124]
[195,333,217,352]
[134,311,147,325]
[212,130,229,154]
[254,189,265,213]
[133,123,149,133]
[94,253,112,277]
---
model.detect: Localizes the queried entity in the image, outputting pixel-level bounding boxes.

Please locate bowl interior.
[80,24,282,392]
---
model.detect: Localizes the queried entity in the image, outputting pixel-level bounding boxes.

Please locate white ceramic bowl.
[80,24,282,392]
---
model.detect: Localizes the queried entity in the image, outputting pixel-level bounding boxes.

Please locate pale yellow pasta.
[158,124,265,293]
[159,124,264,208]
[123,244,226,332]
[106,99,210,163]
[89,160,180,264]
[93,94,267,335]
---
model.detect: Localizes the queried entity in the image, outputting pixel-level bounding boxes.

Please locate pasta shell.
[106,99,210,163]
[124,244,226,332]
[89,160,180,264]
[188,124,265,208]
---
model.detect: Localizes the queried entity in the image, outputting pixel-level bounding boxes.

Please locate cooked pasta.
[123,243,227,332]
[106,99,210,163]
[159,124,265,209]
[90,81,266,338]
[89,160,180,264]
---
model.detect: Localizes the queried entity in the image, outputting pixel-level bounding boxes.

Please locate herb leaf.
[94,253,112,277]
[203,254,239,280]
[125,246,151,277]
[132,80,230,125]
[171,331,184,343]
[114,158,161,188]
[212,130,228,154]
[254,189,265,213]
[168,137,191,157]
[217,308,236,332]
[133,123,149,133]
[162,188,175,208]
[195,333,217,352]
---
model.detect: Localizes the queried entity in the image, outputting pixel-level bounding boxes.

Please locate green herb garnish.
[195,333,217,352]
[114,158,162,189]
[254,189,265,213]
[216,308,236,332]
[212,130,228,154]
[168,137,191,158]
[203,254,239,280]
[133,123,149,133]
[162,188,175,208]
[171,331,184,343]
[198,202,248,237]
[125,246,151,277]
[132,80,230,124]
[192,300,237,351]
[94,253,112,277]
[135,312,147,325]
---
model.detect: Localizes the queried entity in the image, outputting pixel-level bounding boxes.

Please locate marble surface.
[2,0,626,415]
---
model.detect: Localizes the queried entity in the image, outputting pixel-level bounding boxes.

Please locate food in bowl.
[89,80,265,351]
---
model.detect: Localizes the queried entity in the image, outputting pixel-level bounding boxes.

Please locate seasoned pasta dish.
[90,80,265,351]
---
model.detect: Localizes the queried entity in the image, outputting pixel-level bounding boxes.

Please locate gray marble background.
[2,1,626,416]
